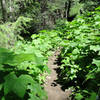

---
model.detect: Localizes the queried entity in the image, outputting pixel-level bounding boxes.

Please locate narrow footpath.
[44,50,72,100]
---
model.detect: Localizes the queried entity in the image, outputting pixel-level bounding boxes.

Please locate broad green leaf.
[1,97,5,100]
[98,51,100,55]
[72,48,79,55]
[95,6,100,10]
[86,92,97,100]
[4,72,34,98]
[4,72,17,95]
[0,84,3,91]
[90,45,100,52]
[86,73,95,81]
[92,59,100,67]
[0,48,14,65]
[0,48,43,66]
[28,84,47,100]
[13,75,34,98]
[75,93,83,100]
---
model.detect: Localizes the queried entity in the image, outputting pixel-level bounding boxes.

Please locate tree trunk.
[65,0,70,19]
[0,0,7,22]
[9,0,14,21]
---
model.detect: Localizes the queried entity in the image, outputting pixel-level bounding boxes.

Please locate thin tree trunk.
[65,0,71,19]
[65,2,68,18]
[0,0,7,22]
[9,0,14,21]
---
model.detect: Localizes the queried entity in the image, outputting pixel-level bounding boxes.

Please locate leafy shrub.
[0,27,64,100]
[31,30,62,57]
[57,7,100,100]
[0,16,32,48]
[0,47,48,100]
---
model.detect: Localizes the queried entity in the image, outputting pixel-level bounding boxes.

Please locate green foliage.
[80,0,100,12]
[1,1,100,99]
[57,7,100,99]
[0,48,43,66]
[0,47,48,100]
[31,30,62,57]
[86,92,97,100]
[48,0,66,11]
[0,25,63,99]
[4,72,34,98]
[0,16,32,48]
[75,93,83,100]
[0,23,15,48]
[69,0,83,17]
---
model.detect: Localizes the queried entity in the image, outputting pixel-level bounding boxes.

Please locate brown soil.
[44,50,72,100]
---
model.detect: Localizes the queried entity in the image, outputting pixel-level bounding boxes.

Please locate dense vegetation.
[0,30,62,100]
[56,7,100,100]
[0,0,100,100]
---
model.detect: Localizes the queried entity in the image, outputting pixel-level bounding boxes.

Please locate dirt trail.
[44,50,72,100]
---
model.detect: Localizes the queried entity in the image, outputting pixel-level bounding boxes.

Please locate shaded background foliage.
[0,0,100,26]
[0,0,100,48]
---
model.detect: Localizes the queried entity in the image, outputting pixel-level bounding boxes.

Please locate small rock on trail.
[44,50,72,100]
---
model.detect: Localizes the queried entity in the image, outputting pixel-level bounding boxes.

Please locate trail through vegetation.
[44,49,72,100]
[0,1,100,100]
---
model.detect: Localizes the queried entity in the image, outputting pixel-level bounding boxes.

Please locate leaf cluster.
[0,47,48,100]
[57,7,100,100]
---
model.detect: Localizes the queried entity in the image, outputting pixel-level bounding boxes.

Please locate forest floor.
[44,49,72,100]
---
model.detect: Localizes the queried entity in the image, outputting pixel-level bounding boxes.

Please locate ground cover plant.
[0,47,48,100]
[0,0,100,99]
[0,28,63,100]
[0,16,32,48]
[57,7,100,100]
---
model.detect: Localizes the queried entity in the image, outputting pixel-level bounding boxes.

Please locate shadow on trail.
[53,58,75,91]
[53,54,100,100]
[44,49,72,100]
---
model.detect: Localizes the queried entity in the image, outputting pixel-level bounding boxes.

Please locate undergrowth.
[0,16,32,48]
[0,29,62,100]
[56,6,100,100]
[1,5,100,100]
